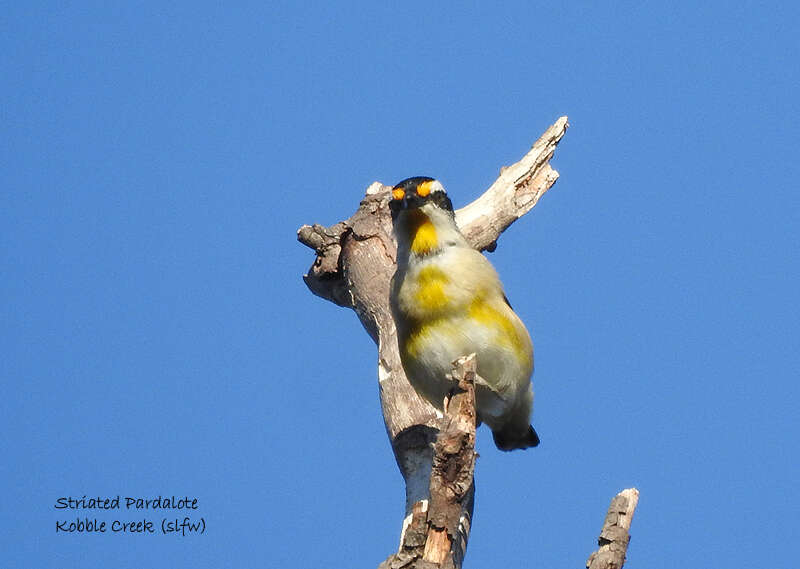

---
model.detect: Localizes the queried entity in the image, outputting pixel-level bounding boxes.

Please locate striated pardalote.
[389,176,540,451]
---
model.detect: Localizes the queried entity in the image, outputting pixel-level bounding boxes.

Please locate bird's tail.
[492,424,540,451]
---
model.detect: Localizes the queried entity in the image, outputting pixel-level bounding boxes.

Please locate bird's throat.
[407,211,438,256]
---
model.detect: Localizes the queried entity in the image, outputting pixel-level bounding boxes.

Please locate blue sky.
[2,2,798,568]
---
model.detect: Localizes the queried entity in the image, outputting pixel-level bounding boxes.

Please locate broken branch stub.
[586,488,640,569]
[379,354,478,569]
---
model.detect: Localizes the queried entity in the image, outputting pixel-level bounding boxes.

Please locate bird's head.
[389,177,462,257]
[389,177,453,219]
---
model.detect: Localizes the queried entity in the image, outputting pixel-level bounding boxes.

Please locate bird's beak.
[402,192,422,210]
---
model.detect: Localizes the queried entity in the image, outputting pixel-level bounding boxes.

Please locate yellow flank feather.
[403,322,425,358]
[403,317,443,359]
[468,295,528,360]
[414,266,449,311]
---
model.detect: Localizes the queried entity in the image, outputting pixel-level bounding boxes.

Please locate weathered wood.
[586,488,640,569]
[423,355,477,568]
[379,355,478,569]
[455,116,568,252]
[298,117,569,567]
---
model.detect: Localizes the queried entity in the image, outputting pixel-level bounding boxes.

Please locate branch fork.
[299,117,639,567]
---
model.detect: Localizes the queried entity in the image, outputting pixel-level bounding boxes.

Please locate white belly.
[399,314,531,425]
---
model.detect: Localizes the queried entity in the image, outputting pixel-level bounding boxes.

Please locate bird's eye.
[416,181,432,198]
[392,188,405,201]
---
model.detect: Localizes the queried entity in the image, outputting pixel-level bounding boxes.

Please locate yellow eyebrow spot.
[392,188,405,201]
[417,180,433,198]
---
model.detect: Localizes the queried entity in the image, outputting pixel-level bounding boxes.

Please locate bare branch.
[380,355,478,569]
[586,488,640,569]
[298,118,569,567]
[456,116,568,251]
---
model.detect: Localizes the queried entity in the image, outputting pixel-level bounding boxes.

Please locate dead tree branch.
[298,117,569,567]
[586,488,640,569]
[379,354,478,569]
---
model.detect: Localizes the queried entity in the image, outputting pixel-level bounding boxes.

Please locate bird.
[388,176,540,451]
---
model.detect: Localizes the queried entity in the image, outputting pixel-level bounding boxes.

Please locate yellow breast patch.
[414,265,449,311]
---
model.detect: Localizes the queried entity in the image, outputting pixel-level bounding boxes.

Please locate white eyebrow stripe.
[430,180,445,193]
